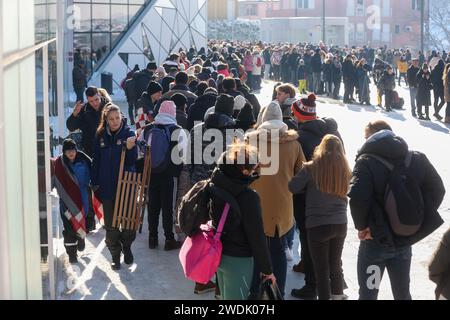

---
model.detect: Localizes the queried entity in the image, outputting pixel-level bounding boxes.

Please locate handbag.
[259,279,284,301]
[179,203,230,285]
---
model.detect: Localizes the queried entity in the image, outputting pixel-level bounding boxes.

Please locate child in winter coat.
[297,59,307,94]
[52,139,98,264]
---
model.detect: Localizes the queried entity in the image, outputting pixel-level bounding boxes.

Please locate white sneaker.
[331,294,349,300]
[285,248,294,261]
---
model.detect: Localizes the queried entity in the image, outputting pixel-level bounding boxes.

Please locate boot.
[425,106,431,120]
[77,238,85,252]
[111,255,121,271]
[291,285,317,300]
[123,246,134,265]
[148,237,158,249]
[293,260,305,273]
[164,239,182,251]
[65,245,78,264]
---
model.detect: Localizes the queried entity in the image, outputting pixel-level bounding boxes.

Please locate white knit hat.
[262,101,283,123]
[234,95,246,112]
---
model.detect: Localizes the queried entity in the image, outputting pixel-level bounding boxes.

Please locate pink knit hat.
[158,100,176,118]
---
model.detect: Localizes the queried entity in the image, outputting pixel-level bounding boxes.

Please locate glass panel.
[74,33,93,75]
[74,3,92,32]
[111,5,128,32]
[92,4,111,32]
[129,5,142,23]
[111,32,122,44]
[92,33,111,62]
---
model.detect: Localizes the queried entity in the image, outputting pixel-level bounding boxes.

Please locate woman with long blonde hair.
[289,134,351,300]
[92,104,137,270]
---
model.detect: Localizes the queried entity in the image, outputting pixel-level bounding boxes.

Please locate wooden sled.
[112,146,151,232]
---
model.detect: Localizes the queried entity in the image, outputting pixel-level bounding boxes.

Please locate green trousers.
[217,255,254,300]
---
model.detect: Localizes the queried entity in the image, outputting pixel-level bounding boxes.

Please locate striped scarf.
[52,154,104,239]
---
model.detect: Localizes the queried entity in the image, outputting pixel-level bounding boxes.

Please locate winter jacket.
[72,66,87,90]
[176,110,188,129]
[55,151,92,222]
[252,54,263,76]
[444,71,450,103]
[247,128,305,237]
[91,121,137,201]
[133,69,154,100]
[135,92,156,118]
[429,228,450,300]
[348,130,445,248]
[160,84,198,111]
[311,53,322,73]
[297,118,343,161]
[289,168,348,229]
[243,55,254,72]
[209,167,272,275]
[189,113,236,185]
[379,71,396,92]
[186,92,218,131]
[417,70,433,107]
[237,85,261,118]
[280,97,298,130]
[297,65,307,80]
[397,61,409,74]
[342,60,356,83]
[332,62,342,83]
[407,65,420,88]
[66,97,109,157]
[356,67,371,102]
[431,61,445,96]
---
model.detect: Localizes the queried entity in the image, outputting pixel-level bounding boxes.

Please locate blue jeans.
[357,240,412,300]
[250,231,288,298]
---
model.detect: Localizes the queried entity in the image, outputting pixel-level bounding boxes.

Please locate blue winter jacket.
[91,121,137,201]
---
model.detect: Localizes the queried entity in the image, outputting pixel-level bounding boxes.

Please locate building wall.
[0,0,44,300]
[239,1,280,20]
[208,0,238,20]
[239,0,428,50]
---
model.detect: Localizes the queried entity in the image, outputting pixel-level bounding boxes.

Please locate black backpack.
[177,179,211,237]
[364,152,425,237]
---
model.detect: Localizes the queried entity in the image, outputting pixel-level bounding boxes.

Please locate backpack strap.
[363,151,413,171]
[363,153,395,171]
[214,203,230,240]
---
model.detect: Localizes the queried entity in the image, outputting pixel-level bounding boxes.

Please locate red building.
[238,0,429,50]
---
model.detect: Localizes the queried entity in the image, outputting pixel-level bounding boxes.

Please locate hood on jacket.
[298,117,338,137]
[204,112,236,130]
[357,130,409,161]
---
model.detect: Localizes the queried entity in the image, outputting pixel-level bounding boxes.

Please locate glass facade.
[35,0,57,44]
[73,0,149,76]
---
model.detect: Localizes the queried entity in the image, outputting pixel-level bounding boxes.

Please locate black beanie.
[63,139,77,153]
[146,81,163,95]
[215,94,235,117]
[171,93,187,109]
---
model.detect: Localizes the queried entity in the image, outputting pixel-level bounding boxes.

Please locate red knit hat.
[292,94,317,122]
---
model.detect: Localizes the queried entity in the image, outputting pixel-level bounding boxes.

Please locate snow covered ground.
[57,80,450,300]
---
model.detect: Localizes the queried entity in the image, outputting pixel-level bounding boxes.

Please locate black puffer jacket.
[188,113,236,185]
[66,97,109,157]
[297,117,343,161]
[417,70,433,107]
[209,167,272,275]
[186,93,218,131]
[348,130,445,248]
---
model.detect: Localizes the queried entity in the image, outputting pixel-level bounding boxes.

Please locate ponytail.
[96,104,121,136]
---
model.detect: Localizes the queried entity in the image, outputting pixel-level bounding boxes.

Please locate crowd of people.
[59,40,450,301]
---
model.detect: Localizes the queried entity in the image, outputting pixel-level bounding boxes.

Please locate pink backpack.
[179,203,230,284]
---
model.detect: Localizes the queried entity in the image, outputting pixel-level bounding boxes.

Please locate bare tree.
[429,0,450,51]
